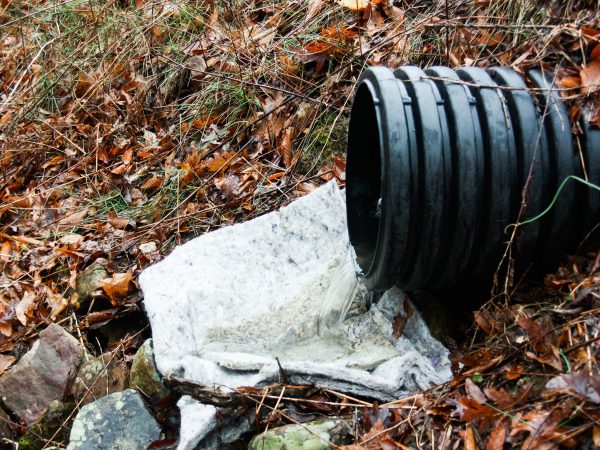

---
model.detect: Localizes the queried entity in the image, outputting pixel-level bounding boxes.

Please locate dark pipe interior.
[346,83,382,274]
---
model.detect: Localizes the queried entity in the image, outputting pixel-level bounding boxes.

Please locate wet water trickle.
[317,247,369,336]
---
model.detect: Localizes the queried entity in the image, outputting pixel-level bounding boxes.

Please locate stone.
[130,339,169,402]
[18,401,74,450]
[139,182,451,447]
[75,262,109,304]
[66,389,161,450]
[71,353,128,405]
[0,324,82,426]
[247,419,353,450]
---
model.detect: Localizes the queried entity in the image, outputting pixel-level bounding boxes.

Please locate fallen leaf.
[593,425,600,447]
[108,212,130,229]
[16,290,36,326]
[58,208,88,230]
[463,425,478,450]
[452,397,496,422]
[485,421,506,450]
[580,60,600,93]
[59,234,84,246]
[483,387,515,409]
[560,371,600,404]
[465,378,487,404]
[102,272,133,303]
[0,354,15,375]
[45,289,69,319]
[338,0,368,11]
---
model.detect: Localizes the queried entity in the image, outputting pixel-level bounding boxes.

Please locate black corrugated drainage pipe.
[346,66,600,292]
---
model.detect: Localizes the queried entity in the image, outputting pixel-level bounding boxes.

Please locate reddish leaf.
[452,397,496,422]
[485,421,506,450]
[581,60,600,94]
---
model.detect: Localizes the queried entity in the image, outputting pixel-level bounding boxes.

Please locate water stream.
[317,246,369,336]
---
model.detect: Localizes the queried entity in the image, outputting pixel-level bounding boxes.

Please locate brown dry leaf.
[45,289,69,319]
[580,60,600,94]
[465,378,487,404]
[0,241,11,261]
[15,290,36,326]
[141,176,163,191]
[278,127,294,168]
[0,321,11,338]
[473,310,494,334]
[215,174,240,198]
[485,421,506,450]
[338,0,368,11]
[58,208,88,229]
[503,363,525,380]
[484,387,515,409]
[59,234,84,246]
[593,425,600,447]
[463,425,478,450]
[453,397,496,422]
[0,354,15,376]
[0,112,12,125]
[306,0,323,20]
[102,272,133,303]
[204,151,236,174]
[108,212,130,230]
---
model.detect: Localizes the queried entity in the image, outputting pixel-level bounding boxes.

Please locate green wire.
[505,175,600,234]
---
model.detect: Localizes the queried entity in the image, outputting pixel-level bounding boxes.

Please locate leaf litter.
[0,0,600,447]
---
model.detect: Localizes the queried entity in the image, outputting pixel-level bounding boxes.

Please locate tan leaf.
[338,0,368,11]
[58,208,88,229]
[102,273,133,303]
[0,241,11,261]
[0,112,12,125]
[59,234,84,246]
[306,0,323,20]
[45,290,69,319]
[0,354,15,375]
[16,290,36,326]
[463,425,478,450]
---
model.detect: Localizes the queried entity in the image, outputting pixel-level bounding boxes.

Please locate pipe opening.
[346,83,383,274]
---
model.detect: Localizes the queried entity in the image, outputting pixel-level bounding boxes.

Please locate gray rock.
[130,339,169,402]
[75,262,109,304]
[248,419,353,450]
[67,389,161,450]
[18,401,74,450]
[0,324,82,426]
[71,353,128,405]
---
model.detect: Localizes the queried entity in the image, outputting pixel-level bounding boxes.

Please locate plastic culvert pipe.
[346,66,600,292]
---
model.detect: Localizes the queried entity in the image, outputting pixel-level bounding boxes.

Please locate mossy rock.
[130,339,169,402]
[248,419,352,450]
[18,401,75,450]
[74,262,109,304]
